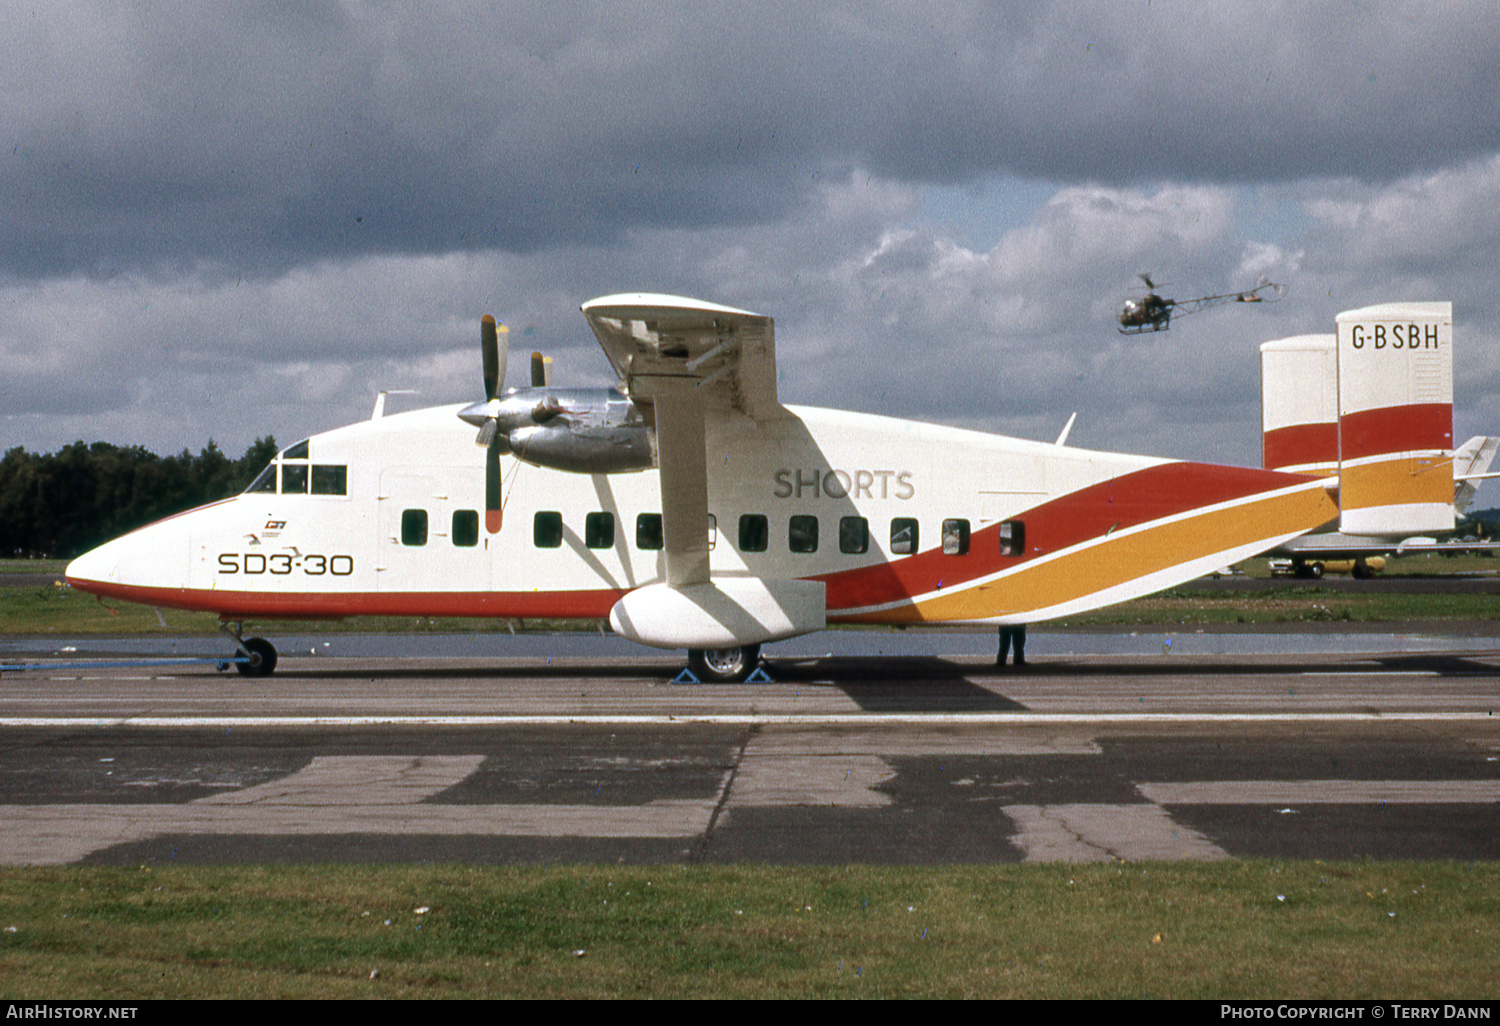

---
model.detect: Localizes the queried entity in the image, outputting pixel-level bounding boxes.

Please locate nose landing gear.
[219,622,279,677]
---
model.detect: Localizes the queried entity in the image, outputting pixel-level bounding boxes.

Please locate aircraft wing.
[581,293,783,423]
[581,294,787,588]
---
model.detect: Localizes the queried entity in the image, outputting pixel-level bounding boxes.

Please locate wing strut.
[640,379,711,587]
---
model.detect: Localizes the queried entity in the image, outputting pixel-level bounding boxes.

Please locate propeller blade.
[475,419,497,448]
[481,315,510,401]
[485,434,503,534]
[531,351,551,388]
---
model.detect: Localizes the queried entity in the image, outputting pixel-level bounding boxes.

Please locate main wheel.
[687,644,761,683]
[234,636,278,678]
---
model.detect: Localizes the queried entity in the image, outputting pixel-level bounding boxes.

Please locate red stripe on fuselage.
[818,461,1319,612]
[63,578,626,621]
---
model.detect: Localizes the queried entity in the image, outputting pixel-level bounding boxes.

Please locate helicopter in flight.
[1118,274,1287,334]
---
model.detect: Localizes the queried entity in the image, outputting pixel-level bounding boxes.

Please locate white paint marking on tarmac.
[1138,780,1500,804]
[194,755,483,806]
[0,712,1496,728]
[1003,804,1229,863]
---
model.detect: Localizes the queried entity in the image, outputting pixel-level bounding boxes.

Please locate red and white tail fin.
[1334,302,1454,535]
[1261,335,1337,475]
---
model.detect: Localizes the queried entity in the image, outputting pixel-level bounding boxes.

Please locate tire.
[687,644,761,683]
[1308,562,1324,579]
[235,636,278,678]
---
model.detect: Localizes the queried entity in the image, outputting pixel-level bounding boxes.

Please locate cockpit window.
[311,465,346,495]
[283,439,310,460]
[246,465,276,493]
[243,455,346,496]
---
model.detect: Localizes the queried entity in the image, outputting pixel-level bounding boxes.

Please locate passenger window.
[311,465,347,495]
[534,511,564,548]
[585,511,614,549]
[281,464,309,494]
[999,520,1025,557]
[891,518,919,555]
[839,516,869,555]
[452,510,479,547]
[789,515,818,553]
[707,514,717,550]
[739,514,769,553]
[401,509,428,546]
[942,518,970,555]
[636,513,663,550]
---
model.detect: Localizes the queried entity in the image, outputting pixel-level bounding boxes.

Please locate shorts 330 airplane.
[65,296,1454,681]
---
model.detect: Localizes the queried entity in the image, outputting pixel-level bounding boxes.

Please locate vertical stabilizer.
[1336,302,1454,535]
[1262,335,1337,474]
[1452,435,1500,515]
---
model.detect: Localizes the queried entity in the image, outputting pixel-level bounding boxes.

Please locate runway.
[2,629,1498,867]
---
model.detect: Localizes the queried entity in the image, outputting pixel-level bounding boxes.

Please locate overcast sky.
[6,1,1500,469]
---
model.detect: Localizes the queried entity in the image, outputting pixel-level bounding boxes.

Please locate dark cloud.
[5,2,1500,278]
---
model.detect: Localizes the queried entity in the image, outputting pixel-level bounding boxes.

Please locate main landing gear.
[687,644,762,683]
[219,622,278,677]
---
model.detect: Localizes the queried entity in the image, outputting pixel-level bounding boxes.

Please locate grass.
[0,861,1495,999]
[6,579,1500,637]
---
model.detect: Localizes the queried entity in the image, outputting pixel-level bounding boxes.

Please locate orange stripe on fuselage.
[829,465,1337,623]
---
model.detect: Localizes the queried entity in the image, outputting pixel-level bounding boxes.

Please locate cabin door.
[376,467,491,597]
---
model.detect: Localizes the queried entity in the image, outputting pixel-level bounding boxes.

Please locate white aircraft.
[66,296,1451,680]
[1259,312,1498,578]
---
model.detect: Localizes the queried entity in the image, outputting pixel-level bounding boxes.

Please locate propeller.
[477,315,509,533]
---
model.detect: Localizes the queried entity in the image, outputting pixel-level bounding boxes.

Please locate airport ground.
[2,620,1498,868]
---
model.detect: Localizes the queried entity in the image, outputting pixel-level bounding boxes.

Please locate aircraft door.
[376,468,492,594]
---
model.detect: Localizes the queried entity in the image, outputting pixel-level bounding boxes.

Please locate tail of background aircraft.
[1451,434,1498,515]
[1262,302,1455,535]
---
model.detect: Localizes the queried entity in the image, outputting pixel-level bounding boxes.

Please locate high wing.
[581,293,783,420]
[581,294,788,588]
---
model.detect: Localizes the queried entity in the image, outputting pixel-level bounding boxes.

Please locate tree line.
[0,438,278,559]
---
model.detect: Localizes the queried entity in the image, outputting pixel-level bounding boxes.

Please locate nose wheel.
[220,623,279,677]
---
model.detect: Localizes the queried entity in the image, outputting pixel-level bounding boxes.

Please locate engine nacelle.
[460,386,655,474]
[508,422,653,474]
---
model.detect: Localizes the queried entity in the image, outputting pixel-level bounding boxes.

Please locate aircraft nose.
[65,541,121,590]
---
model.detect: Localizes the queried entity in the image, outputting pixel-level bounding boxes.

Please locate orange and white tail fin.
[1334,302,1454,534]
[1262,304,1456,535]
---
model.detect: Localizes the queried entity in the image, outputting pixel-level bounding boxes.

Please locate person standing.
[997,624,1027,668]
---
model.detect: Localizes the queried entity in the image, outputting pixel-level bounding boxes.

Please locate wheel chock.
[745,666,775,683]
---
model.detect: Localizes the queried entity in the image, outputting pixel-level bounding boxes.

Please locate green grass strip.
[0,862,1496,998]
